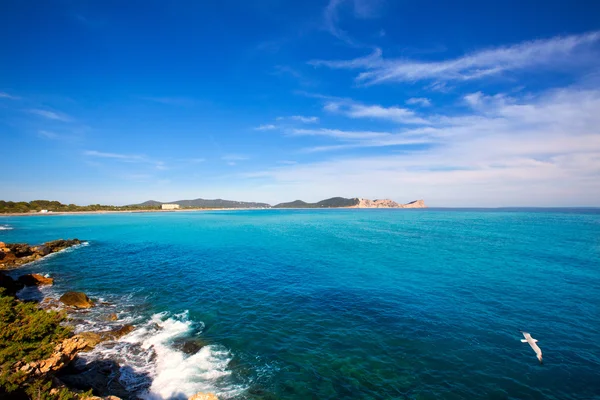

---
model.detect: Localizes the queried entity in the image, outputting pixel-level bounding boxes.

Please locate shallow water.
[2,209,599,399]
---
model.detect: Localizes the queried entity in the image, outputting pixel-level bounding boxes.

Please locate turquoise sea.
[1,209,599,399]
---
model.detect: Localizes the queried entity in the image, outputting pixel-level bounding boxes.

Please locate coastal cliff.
[353,199,427,208]
[273,197,427,208]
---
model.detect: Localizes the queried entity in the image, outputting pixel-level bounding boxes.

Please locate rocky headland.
[0,239,83,270]
[353,199,427,208]
[0,239,218,400]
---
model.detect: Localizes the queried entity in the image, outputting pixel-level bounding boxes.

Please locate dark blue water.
[1,209,599,399]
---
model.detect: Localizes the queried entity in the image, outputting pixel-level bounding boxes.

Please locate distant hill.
[273,197,360,208]
[133,198,271,209]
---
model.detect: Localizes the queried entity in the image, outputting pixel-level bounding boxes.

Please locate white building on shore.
[161,204,180,210]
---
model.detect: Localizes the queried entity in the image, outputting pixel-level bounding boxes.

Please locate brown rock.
[42,239,82,253]
[59,291,95,308]
[99,324,134,341]
[78,332,104,350]
[189,393,219,400]
[106,313,118,321]
[6,243,34,257]
[25,335,89,376]
[18,273,54,286]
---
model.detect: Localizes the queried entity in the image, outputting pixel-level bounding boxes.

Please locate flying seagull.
[521,331,543,363]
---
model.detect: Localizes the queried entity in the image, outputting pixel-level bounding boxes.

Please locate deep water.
[1,209,599,399]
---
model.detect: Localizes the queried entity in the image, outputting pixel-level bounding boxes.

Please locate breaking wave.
[0,225,13,230]
[73,309,244,399]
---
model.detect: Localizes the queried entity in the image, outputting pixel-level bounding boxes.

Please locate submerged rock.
[172,337,209,355]
[18,273,54,286]
[106,313,118,321]
[60,291,95,308]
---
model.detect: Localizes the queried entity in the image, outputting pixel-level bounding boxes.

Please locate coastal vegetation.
[0,200,160,214]
[0,288,73,398]
[273,197,360,208]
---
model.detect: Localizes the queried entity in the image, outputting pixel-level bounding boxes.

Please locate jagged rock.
[0,239,83,269]
[78,332,104,351]
[60,292,95,308]
[43,239,81,253]
[23,335,89,376]
[77,325,135,351]
[18,273,54,286]
[100,325,134,340]
[189,393,219,400]
[6,243,34,257]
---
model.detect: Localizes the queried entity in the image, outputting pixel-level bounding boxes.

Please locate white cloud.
[290,115,319,123]
[323,0,384,45]
[254,124,278,131]
[38,130,60,139]
[0,92,19,100]
[84,150,146,162]
[251,86,600,206]
[311,31,600,85]
[29,109,71,122]
[324,101,429,124]
[406,97,432,107]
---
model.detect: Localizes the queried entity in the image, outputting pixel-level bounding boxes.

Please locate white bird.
[521,331,543,363]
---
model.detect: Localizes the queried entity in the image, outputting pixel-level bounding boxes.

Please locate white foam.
[32,241,90,263]
[0,225,13,230]
[79,310,244,399]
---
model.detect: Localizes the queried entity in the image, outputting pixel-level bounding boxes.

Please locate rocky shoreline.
[0,240,218,400]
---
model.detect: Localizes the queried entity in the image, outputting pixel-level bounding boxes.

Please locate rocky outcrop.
[353,198,427,208]
[401,199,426,208]
[77,325,135,351]
[18,273,54,286]
[17,335,90,377]
[60,291,95,308]
[0,239,82,269]
[189,393,219,400]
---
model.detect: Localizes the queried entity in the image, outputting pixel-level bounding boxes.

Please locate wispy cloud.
[84,150,145,162]
[311,31,600,85]
[277,115,320,124]
[0,92,19,100]
[245,87,600,206]
[254,124,278,131]
[406,97,432,107]
[29,109,71,122]
[222,154,249,166]
[323,0,384,45]
[324,100,429,124]
[38,130,60,139]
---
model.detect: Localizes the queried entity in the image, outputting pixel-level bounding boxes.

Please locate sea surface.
[1,209,599,400]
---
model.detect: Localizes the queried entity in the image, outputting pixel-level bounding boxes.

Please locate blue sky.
[1,0,599,206]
